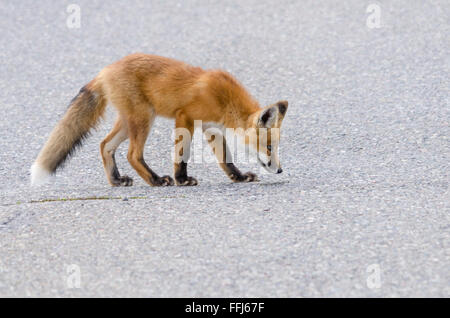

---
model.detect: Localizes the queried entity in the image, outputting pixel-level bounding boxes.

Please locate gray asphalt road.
[0,0,448,297]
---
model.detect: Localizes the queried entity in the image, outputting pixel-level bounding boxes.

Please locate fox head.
[246,100,288,173]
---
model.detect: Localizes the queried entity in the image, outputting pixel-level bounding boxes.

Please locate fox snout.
[257,153,283,174]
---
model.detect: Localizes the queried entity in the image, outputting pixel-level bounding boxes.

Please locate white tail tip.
[30,162,51,186]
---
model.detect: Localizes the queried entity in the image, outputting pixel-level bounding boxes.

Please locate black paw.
[175,176,198,186]
[230,172,259,183]
[154,175,174,186]
[112,176,133,187]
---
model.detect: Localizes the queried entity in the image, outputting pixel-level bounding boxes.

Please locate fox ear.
[277,100,288,117]
[259,106,278,128]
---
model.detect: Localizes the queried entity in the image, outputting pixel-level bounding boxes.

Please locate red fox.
[31,54,288,187]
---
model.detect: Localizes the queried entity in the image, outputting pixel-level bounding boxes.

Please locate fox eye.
[267,145,272,151]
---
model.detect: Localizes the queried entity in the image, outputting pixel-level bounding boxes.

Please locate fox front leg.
[203,126,258,183]
[173,112,198,186]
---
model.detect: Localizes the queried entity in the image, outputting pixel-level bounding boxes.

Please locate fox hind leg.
[100,117,133,186]
[126,109,174,186]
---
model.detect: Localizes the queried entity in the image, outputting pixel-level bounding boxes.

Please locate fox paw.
[230,172,258,183]
[176,176,198,186]
[112,176,133,187]
[154,175,174,186]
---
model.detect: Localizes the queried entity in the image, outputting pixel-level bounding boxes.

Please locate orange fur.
[31,53,288,187]
[98,54,260,126]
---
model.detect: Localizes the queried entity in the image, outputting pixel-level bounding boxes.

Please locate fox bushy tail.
[31,79,107,185]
